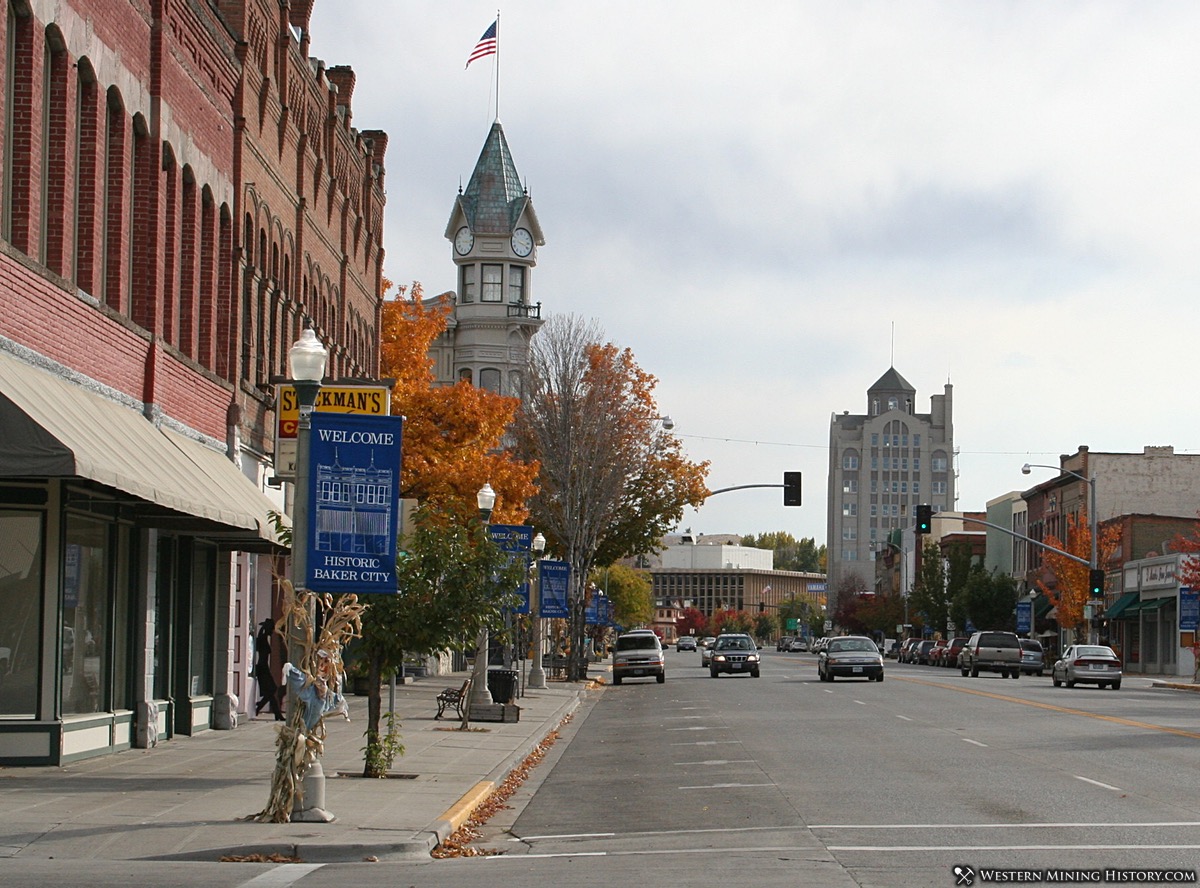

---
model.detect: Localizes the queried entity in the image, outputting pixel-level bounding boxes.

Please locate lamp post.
[469,483,496,708]
[1023,462,1099,642]
[527,532,548,689]
[287,325,330,822]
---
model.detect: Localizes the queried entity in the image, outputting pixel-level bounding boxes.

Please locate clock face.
[454,226,474,255]
[510,228,533,257]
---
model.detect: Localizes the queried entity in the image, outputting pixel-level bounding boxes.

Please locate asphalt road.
[6,648,1199,887]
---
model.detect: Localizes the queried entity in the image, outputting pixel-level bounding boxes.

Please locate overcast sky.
[308,2,1200,547]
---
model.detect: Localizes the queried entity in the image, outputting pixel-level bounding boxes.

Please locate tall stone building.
[427,120,544,396]
[827,368,954,612]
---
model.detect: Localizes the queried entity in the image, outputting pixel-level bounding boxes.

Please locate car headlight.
[714,655,726,662]
[748,654,760,662]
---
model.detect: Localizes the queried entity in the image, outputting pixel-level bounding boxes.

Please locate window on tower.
[508,265,525,304]
[481,264,503,302]
[460,265,476,303]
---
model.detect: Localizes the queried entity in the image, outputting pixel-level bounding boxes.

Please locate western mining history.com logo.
[953,866,1197,885]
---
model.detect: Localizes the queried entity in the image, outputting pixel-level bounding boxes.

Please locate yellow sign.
[274,384,391,480]
[276,385,390,439]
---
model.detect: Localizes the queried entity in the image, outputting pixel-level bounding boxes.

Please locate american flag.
[466,20,497,68]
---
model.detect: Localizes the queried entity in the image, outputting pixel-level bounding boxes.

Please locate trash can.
[486,668,519,704]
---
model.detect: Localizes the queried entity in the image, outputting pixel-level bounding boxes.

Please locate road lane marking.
[809,820,1200,829]
[1074,775,1123,791]
[239,865,325,887]
[896,714,913,721]
[675,759,754,766]
[670,740,740,746]
[678,783,775,790]
[962,738,988,747]
[893,674,1200,740]
[829,843,1200,852]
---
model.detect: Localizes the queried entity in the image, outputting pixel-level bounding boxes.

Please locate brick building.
[0,0,385,763]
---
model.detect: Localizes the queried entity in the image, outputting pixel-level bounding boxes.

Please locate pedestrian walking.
[254,618,283,720]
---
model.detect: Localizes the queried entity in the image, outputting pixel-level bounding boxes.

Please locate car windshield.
[616,636,660,651]
[717,637,752,651]
[829,639,876,653]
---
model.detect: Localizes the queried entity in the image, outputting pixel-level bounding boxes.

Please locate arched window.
[3,1,34,247]
[73,59,99,291]
[102,87,128,310]
[179,166,197,357]
[479,368,501,393]
[162,145,178,345]
[42,26,69,272]
[130,114,154,330]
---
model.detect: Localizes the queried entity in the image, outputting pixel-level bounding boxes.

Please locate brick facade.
[0,0,386,448]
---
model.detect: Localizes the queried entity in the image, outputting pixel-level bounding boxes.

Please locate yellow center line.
[891,674,1200,741]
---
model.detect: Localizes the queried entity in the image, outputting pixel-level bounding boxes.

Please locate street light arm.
[956,515,1091,568]
[1021,463,1098,569]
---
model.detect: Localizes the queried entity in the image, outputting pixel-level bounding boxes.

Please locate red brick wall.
[0,0,387,460]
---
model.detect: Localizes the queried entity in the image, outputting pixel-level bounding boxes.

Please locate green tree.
[356,506,525,776]
[740,531,825,573]
[963,565,1020,632]
[909,540,947,637]
[590,563,652,630]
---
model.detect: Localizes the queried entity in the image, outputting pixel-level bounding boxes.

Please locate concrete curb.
[420,690,585,855]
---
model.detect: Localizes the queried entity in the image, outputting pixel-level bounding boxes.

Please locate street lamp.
[287,325,330,822]
[469,483,497,708]
[527,532,548,689]
[1023,462,1099,641]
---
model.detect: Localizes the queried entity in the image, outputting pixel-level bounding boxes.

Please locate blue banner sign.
[1181,587,1198,632]
[538,560,570,619]
[489,524,533,614]
[1016,599,1032,634]
[305,413,403,594]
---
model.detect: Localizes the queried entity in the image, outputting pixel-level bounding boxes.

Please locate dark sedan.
[818,636,884,682]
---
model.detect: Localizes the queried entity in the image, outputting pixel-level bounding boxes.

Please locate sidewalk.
[0,670,592,863]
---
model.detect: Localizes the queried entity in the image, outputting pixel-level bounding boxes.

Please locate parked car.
[776,636,794,652]
[884,639,901,659]
[1019,638,1045,676]
[1052,644,1122,690]
[611,631,666,685]
[899,638,922,663]
[817,635,884,682]
[914,640,937,665]
[943,636,970,668]
[810,637,829,654]
[676,636,697,652]
[788,637,809,653]
[926,639,948,666]
[960,630,1022,678]
[708,634,761,678]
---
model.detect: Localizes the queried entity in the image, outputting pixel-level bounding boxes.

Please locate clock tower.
[433,120,545,397]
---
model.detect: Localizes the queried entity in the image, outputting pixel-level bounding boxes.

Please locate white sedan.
[1052,644,1122,690]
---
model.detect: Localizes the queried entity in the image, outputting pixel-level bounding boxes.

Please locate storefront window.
[0,508,44,717]
[62,515,110,715]
[188,542,216,697]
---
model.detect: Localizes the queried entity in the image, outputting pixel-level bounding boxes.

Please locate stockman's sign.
[274,383,390,479]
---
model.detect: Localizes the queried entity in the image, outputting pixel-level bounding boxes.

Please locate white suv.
[612,632,666,685]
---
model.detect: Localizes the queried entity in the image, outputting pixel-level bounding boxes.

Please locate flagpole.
[494,9,501,120]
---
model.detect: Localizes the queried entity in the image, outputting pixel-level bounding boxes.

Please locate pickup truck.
[959,631,1022,679]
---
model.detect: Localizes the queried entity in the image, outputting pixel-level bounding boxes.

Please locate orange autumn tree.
[378,280,537,524]
[1038,511,1120,639]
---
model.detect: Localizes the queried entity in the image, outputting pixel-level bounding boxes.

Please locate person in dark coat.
[254,618,283,720]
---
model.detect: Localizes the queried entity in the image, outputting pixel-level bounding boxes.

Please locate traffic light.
[1089,569,1105,598]
[915,504,932,535]
[758,601,766,614]
[783,471,802,506]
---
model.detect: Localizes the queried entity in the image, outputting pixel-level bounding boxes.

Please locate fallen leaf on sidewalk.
[220,852,303,863]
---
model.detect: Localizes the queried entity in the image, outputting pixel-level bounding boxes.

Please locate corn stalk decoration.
[252,580,365,823]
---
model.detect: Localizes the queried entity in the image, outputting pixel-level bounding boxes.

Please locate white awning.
[0,350,284,547]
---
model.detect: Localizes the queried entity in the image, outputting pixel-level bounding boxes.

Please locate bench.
[435,679,471,719]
